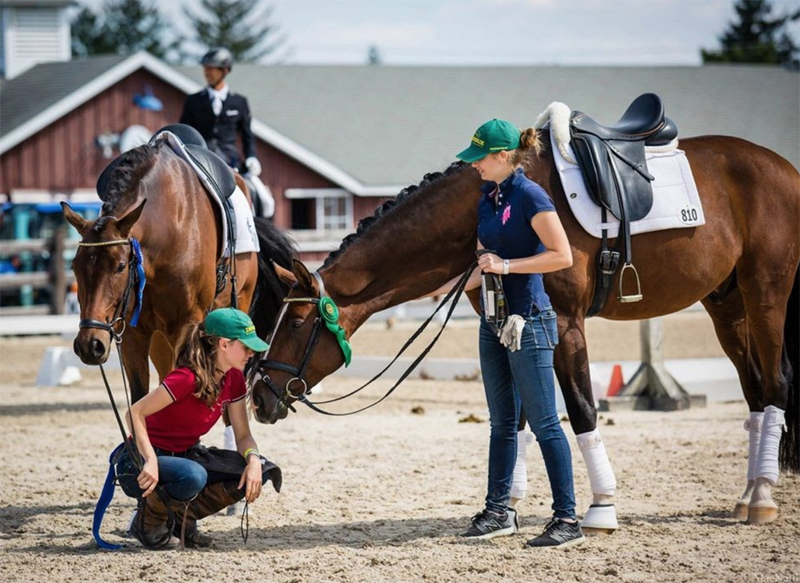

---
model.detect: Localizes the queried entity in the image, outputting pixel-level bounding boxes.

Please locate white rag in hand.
[500,315,526,352]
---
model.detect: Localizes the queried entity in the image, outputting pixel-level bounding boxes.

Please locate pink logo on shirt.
[501,204,511,225]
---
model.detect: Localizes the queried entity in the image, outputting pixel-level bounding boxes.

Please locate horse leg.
[701,289,764,520]
[120,328,153,404]
[737,264,796,524]
[509,404,533,509]
[555,315,618,533]
[148,331,177,384]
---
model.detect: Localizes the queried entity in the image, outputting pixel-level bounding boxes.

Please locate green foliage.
[702,0,800,69]
[184,0,286,63]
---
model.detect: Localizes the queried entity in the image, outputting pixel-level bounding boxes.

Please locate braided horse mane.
[321,161,466,269]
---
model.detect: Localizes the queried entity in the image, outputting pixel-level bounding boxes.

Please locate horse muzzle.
[73,329,112,365]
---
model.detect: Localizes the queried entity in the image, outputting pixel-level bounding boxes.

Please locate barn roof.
[2,52,798,193]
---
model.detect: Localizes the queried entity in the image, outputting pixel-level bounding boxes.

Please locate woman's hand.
[238,457,263,503]
[477,252,503,274]
[137,458,159,498]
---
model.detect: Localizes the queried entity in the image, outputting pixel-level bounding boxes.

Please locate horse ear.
[115,199,147,237]
[273,262,297,287]
[61,202,90,235]
[291,258,316,291]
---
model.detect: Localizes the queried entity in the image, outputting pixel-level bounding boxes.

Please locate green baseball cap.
[203,308,269,352]
[456,119,521,163]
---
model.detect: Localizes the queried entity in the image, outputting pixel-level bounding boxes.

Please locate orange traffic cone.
[606,364,624,397]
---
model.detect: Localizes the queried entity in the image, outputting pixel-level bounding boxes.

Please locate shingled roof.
[2,52,797,193]
[176,63,799,187]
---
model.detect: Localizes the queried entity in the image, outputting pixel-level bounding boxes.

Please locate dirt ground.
[1,313,798,583]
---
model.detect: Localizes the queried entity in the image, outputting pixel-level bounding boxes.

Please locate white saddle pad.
[155,131,260,256]
[551,130,705,239]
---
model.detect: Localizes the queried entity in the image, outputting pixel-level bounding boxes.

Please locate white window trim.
[284,188,350,200]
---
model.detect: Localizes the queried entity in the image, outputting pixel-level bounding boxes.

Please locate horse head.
[250,259,350,424]
[62,200,147,365]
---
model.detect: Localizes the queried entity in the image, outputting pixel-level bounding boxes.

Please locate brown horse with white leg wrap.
[249,128,799,528]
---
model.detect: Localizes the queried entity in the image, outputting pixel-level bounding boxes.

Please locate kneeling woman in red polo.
[116,308,280,549]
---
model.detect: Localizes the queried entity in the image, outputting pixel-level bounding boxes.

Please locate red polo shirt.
[145,367,247,453]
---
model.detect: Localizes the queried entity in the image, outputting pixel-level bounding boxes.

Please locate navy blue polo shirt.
[477,167,556,316]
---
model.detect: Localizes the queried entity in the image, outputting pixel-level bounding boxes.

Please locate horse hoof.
[582,503,618,534]
[732,502,749,521]
[746,504,778,524]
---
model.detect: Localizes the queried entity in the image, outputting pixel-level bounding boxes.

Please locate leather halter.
[76,237,144,341]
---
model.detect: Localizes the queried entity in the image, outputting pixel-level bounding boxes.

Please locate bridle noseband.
[76,237,146,341]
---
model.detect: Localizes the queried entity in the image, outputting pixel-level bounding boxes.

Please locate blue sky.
[82,0,800,65]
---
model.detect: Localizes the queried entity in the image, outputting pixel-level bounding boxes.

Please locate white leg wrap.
[756,405,785,485]
[510,430,533,500]
[744,411,764,482]
[576,429,616,496]
[224,424,236,451]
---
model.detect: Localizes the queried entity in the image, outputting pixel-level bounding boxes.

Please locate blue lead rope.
[130,238,146,327]
[92,442,126,550]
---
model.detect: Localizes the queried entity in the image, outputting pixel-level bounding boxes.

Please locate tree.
[184,0,287,63]
[702,0,800,69]
[71,0,182,61]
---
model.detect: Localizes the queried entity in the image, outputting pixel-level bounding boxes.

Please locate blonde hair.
[509,127,544,167]
[174,322,223,407]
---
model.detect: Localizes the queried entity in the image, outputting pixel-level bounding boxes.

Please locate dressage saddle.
[568,94,679,315]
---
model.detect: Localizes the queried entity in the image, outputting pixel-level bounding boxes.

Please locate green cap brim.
[456,144,489,163]
[239,334,269,352]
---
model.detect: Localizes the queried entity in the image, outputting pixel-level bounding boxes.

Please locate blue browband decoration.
[130,238,146,327]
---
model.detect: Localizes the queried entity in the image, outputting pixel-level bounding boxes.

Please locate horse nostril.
[252,390,264,410]
[91,338,106,359]
[73,338,81,357]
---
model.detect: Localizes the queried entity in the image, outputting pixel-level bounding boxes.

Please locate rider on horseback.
[180,47,274,219]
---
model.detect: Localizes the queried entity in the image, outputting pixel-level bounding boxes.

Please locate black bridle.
[249,262,478,418]
[77,237,143,341]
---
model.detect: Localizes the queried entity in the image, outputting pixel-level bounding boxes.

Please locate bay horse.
[62,139,294,404]
[250,132,800,527]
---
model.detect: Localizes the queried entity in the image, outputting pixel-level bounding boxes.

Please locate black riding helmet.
[201,47,233,71]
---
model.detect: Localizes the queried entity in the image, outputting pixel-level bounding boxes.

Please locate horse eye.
[291,319,304,329]
[116,262,126,273]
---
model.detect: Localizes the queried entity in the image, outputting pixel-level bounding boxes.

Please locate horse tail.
[779,262,800,474]
[249,218,297,339]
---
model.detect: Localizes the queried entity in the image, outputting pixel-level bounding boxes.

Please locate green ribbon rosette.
[318,296,352,367]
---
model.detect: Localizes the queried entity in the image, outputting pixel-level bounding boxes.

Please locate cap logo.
[471,135,485,147]
[244,325,255,334]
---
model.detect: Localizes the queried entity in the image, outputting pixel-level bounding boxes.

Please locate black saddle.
[153,124,236,199]
[568,93,679,315]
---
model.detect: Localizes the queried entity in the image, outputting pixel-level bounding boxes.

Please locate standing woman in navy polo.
[435,119,584,547]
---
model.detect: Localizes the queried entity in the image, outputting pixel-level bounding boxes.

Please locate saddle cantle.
[567,94,680,314]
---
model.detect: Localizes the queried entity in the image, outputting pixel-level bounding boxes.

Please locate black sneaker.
[526,517,585,548]
[460,508,517,540]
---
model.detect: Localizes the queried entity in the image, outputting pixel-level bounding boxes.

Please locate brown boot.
[173,481,245,547]
[129,492,174,549]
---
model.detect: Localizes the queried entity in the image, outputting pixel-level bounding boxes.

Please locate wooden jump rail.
[0,227,77,315]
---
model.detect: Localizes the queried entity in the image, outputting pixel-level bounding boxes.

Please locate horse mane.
[321,161,467,269]
[250,217,298,339]
[96,144,157,219]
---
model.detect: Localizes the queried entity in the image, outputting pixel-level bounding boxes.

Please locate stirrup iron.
[617,263,643,303]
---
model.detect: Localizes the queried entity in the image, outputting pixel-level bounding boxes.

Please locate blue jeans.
[478,308,577,519]
[116,449,208,502]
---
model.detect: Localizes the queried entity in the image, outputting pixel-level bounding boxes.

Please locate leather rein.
[248,263,478,417]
